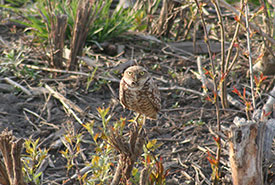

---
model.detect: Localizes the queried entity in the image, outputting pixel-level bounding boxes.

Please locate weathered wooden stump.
[228,117,275,185]
[0,129,26,185]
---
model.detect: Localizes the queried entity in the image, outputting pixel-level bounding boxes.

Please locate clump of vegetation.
[0,0,274,184]
[22,138,49,184]
[3,0,138,44]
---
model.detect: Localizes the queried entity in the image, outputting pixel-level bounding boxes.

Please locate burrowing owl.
[119,66,161,120]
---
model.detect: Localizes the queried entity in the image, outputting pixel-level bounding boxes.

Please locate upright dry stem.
[194,0,221,183]
[68,0,99,70]
[212,0,228,108]
[244,1,256,110]
[225,0,244,74]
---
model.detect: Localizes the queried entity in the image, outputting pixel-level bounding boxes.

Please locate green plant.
[97,107,112,133]
[232,86,253,119]
[141,139,167,185]
[254,73,267,94]
[60,131,83,180]
[186,120,205,126]
[168,69,177,79]
[149,157,169,185]
[3,0,138,44]
[1,49,25,65]
[206,136,220,181]
[86,0,137,43]
[134,0,162,33]
[86,66,98,91]
[4,0,33,7]
[22,138,49,184]
[81,107,117,184]
[1,47,41,80]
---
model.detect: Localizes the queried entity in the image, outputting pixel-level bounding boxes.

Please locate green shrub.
[3,0,138,44]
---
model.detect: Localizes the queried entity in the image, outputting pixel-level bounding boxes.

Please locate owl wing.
[119,79,127,109]
[147,78,161,112]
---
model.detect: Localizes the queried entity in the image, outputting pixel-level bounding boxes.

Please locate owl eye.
[139,71,145,76]
[127,71,132,75]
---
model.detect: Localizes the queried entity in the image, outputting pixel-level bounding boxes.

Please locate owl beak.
[132,76,138,86]
[130,75,138,86]
[134,75,138,82]
[131,81,138,86]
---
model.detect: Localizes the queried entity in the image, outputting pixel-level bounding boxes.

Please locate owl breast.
[120,77,161,120]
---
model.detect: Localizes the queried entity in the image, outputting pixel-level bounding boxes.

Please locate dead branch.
[4,77,32,96]
[18,64,120,83]
[45,84,84,125]
[159,85,204,97]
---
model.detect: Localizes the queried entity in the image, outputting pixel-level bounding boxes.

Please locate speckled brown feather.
[119,66,161,120]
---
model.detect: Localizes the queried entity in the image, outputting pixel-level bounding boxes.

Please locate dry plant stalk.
[139,167,149,185]
[211,0,228,108]
[155,0,181,37]
[68,0,98,70]
[45,84,84,125]
[244,1,256,110]
[141,0,162,34]
[0,160,9,185]
[224,0,243,75]
[50,14,68,69]
[0,129,26,185]
[43,0,68,70]
[110,125,145,185]
[194,0,221,183]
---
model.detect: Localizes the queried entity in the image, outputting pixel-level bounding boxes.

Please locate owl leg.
[134,113,141,123]
[142,115,146,125]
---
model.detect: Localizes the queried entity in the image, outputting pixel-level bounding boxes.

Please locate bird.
[119,65,161,121]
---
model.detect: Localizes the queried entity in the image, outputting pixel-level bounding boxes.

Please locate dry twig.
[244,1,256,110]
[45,84,84,125]
[212,0,228,108]
[4,77,32,96]
[194,1,221,183]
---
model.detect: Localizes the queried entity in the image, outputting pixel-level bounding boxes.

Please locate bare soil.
[0,16,274,185]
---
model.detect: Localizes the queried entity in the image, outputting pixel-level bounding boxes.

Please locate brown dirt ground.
[0,13,275,185]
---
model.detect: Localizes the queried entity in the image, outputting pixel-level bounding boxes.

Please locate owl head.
[122,66,150,89]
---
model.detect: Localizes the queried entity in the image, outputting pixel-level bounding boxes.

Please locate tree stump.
[0,129,26,185]
[228,117,275,185]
